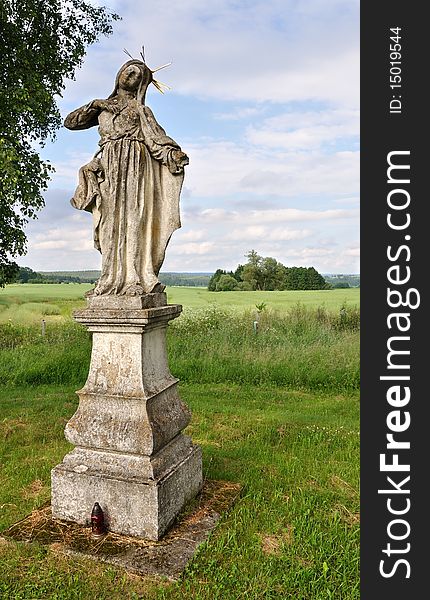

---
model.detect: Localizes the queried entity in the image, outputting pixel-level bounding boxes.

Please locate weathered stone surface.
[65,384,191,455]
[52,445,202,540]
[57,434,194,480]
[86,292,168,310]
[54,60,198,542]
[51,301,203,540]
[64,60,188,295]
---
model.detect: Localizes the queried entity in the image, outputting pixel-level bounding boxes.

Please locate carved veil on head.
[109,46,171,106]
[109,60,153,105]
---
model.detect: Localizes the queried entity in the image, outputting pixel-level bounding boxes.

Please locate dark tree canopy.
[215,274,239,291]
[0,0,119,285]
[208,250,331,291]
[208,269,228,291]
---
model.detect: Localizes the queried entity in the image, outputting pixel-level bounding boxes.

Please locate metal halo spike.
[123,48,134,59]
[122,46,172,93]
[152,79,171,94]
[151,62,172,73]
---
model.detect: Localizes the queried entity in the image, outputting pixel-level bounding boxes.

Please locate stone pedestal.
[51,293,203,541]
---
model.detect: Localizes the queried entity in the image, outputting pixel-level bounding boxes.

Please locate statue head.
[110,60,153,104]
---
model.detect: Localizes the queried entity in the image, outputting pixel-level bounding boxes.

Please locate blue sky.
[24,0,359,274]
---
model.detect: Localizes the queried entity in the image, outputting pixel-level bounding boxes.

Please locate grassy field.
[0,284,359,598]
[0,283,359,323]
[167,287,359,311]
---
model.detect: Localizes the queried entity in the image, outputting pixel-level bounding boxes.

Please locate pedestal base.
[52,445,202,540]
[51,298,202,540]
[4,480,241,581]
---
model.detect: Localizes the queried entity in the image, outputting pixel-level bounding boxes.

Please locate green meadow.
[0,283,359,321]
[0,284,359,599]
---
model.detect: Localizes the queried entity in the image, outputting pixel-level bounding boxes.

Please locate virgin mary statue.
[64,59,189,295]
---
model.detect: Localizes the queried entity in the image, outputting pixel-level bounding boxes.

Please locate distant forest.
[11,266,360,289]
[12,267,212,287]
[323,274,360,288]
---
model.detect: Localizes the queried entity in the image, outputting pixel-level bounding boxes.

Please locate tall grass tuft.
[0,304,359,392]
[169,304,359,392]
[0,322,91,385]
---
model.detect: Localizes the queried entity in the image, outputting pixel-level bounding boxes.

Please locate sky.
[24,0,360,275]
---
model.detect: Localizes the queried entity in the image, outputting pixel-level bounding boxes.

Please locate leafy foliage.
[209,250,331,291]
[0,0,119,285]
[215,273,239,291]
[208,268,228,291]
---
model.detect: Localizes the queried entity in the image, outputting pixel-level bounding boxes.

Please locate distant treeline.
[11,265,359,289]
[12,267,211,287]
[159,273,211,287]
[14,267,99,284]
[324,274,360,288]
[209,250,331,291]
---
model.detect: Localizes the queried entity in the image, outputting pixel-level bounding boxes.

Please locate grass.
[0,284,359,598]
[169,304,359,391]
[0,384,359,599]
[167,287,359,312]
[0,283,93,303]
[0,284,359,323]
[0,284,89,324]
[0,305,359,392]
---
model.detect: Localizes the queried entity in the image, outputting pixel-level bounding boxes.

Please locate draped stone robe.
[65,96,185,295]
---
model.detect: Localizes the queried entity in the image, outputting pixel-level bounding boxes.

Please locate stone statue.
[52,57,202,541]
[64,59,189,295]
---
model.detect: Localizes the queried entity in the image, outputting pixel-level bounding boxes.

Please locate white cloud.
[25,1,360,274]
[332,196,359,205]
[60,0,359,108]
[173,241,215,255]
[278,245,360,272]
[183,141,359,198]
[287,247,335,259]
[225,226,313,242]
[32,227,94,252]
[33,228,90,242]
[246,108,359,150]
[213,107,266,121]
[197,207,358,224]
[51,140,359,201]
[344,246,360,257]
[51,152,94,186]
[176,229,206,241]
[32,240,69,250]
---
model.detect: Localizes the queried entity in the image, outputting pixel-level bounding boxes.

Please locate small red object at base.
[91,502,105,538]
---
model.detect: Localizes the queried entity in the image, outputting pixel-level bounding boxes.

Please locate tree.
[283,266,330,290]
[260,256,288,290]
[215,274,239,291]
[16,265,39,282]
[208,269,227,291]
[210,250,329,292]
[233,263,244,282]
[306,266,330,289]
[0,0,119,286]
[241,252,288,291]
[236,280,253,291]
[242,250,263,290]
